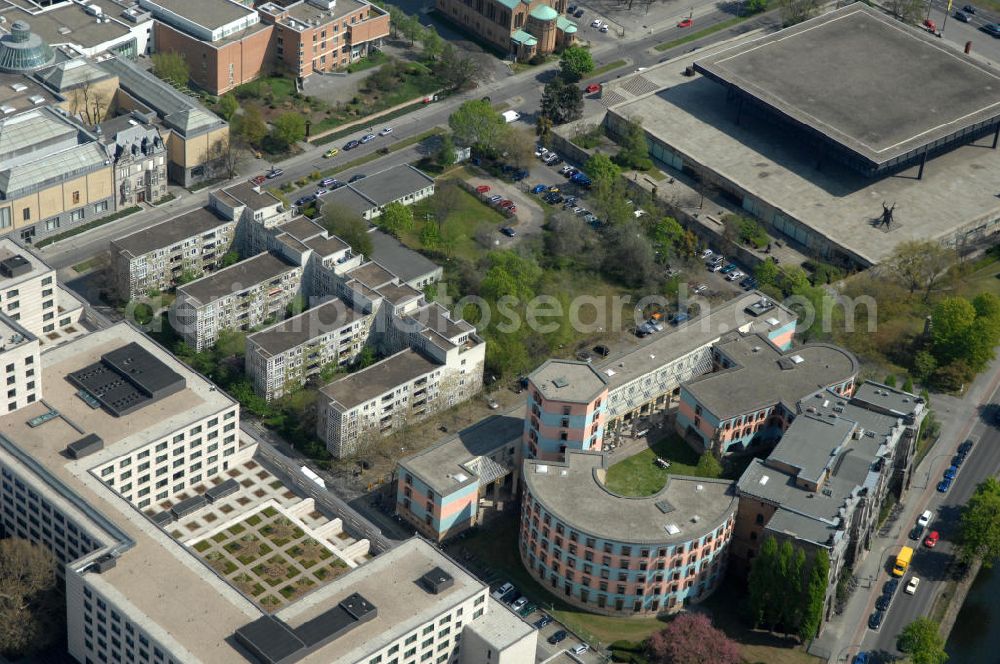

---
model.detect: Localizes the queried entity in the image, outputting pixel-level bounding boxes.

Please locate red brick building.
[140,0,389,95]
[435,0,576,60]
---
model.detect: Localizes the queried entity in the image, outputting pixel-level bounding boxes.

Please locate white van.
[502,110,521,123]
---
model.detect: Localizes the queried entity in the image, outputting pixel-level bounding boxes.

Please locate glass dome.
[0,21,55,73]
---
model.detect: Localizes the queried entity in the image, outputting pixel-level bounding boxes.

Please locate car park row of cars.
[700,249,757,290]
[938,437,973,493]
[340,127,394,153]
[489,581,589,656]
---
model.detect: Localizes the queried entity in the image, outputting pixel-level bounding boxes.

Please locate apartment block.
[258,0,390,79]
[317,298,486,458]
[435,0,576,60]
[245,297,375,401]
[0,317,41,414]
[322,164,435,221]
[397,415,523,542]
[732,382,924,631]
[523,359,608,461]
[676,333,859,454]
[0,238,83,340]
[172,251,303,351]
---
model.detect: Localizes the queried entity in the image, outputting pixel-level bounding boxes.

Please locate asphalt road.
[926,0,1000,62]
[860,381,1000,658]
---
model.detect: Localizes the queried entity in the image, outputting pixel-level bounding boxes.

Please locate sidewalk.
[809,355,1000,662]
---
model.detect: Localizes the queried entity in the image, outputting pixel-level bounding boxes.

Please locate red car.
[250,175,267,186]
[476,185,491,194]
[923,18,937,31]
[924,531,940,548]
[677,17,693,28]
[507,205,517,213]
[584,83,601,94]
[499,199,514,209]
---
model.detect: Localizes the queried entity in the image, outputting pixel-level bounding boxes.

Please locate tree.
[799,549,828,641]
[614,116,653,170]
[585,152,621,191]
[271,112,307,148]
[887,0,926,24]
[379,202,414,236]
[504,125,537,169]
[913,350,938,383]
[777,0,820,26]
[367,61,399,92]
[421,27,445,61]
[959,477,1000,567]
[322,204,373,257]
[480,251,542,301]
[559,45,594,83]
[209,136,245,179]
[646,613,741,664]
[898,618,948,664]
[235,105,267,146]
[591,178,635,227]
[436,43,483,91]
[217,93,239,121]
[756,258,780,286]
[0,538,57,657]
[747,535,779,628]
[151,51,189,87]
[221,251,240,267]
[603,222,656,288]
[928,296,1000,372]
[545,212,587,263]
[885,240,954,301]
[540,77,584,125]
[649,216,685,262]
[435,134,457,167]
[694,451,722,478]
[448,99,506,154]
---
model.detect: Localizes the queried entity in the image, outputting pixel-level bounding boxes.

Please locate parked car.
[518,603,536,617]
[875,594,891,611]
[294,195,315,206]
[853,653,871,664]
[924,531,940,548]
[500,226,517,237]
[508,205,517,213]
[953,453,966,468]
[491,582,514,600]
[532,184,548,194]
[944,465,959,480]
[917,510,933,528]
[344,140,360,150]
[533,614,554,629]
[720,263,739,274]
[923,17,937,31]
[938,477,953,492]
[348,174,366,183]
[379,127,393,136]
[964,3,976,12]
[868,609,884,631]
[359,133,376,144]
[958,439,975,455]
[544,153,560,164]
[955,10,971,21]
[567,4,577,11]
[488,194,503,203]
[908,524,923,541]
[591,18,601,27]
[250,175,267,186]
[599,24,609,32]
[692,283,708,295]
[498,199,514,209]
[314,188,329,197]
[512,169,528,181]
[571,644,590,655]
[548,630,568,645]
[330,180,346,190]
[700,249,714,259]
[319,177,338,187]
[584,83,601,94]
[323,148,339,158]
[476,184,491,194]
[511,597,528,611]
[726,270,744,282]
[981,22,1000,37]
[905,576,921,595]
[535,146,548,158]
[883,578,899,596]
[564,167,579,178]
[594,344,610,357]
[574,8,584,17]
[266,167,284,178]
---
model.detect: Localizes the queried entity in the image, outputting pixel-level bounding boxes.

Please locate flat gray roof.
[344,261,395,290]
[529,359,607,404]
[349,164,434,207]
[248,298,367,357]
[323,186,376,215]
[399,303,472,342]
[399,415,524,495]
[694,4,1000,171]
[177,252,297,305]
[277,217,326,242]
[4,5,130,49]
[597,292,797,394]
[144,0,255,30]
[368,229,441,285]
[525,451,737,544]
[112,207,232,257]
[221,181,282,211]
[682,333,858,419]
[320,349,438,411]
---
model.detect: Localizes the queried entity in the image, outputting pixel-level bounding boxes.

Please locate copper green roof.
[556,15,578,32]
[511,29,538,46]
[529,4,559,20]
[496,0,520,9]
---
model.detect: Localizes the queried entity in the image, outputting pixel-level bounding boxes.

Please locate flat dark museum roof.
[694,4,1000,172]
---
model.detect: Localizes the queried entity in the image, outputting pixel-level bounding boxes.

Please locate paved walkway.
[809,354,1000,662]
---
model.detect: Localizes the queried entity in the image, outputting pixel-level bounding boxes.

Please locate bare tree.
[777,0,820,26]
[504,125,536,170]
[886,0,925,24]
[883,239,955,302]
[208,136,247,179]
[0,538,57,657]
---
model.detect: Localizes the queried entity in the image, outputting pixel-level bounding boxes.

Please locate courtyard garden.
[603,433,705,496]
[192,506,348,609]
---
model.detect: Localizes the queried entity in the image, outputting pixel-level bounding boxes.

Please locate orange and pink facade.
[523,359,609,461]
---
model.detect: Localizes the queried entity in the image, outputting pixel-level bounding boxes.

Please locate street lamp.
[914,452,952,489]
[837,644,864,662]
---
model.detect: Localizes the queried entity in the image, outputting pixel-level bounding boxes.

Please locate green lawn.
[655,16,748,52]
[345,50,389,73]
[604,433,702,496]
[591,59,627,78]
[400,183,507,262]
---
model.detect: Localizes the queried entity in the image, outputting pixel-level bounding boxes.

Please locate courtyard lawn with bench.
[604,433,702,496]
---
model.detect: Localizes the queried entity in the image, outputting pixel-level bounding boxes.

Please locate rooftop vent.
[8,82,25,92]
[759,475,770,485]
[0,105,15,115]
[91,553,116,573]
[765,316,780,326]
[0,254,30,277]
[418,567,454,595]
[691,515,701,523]
[535,464,548,474]
[790,354,804,364]
[696,484,703,491]
[453,472,468,483]
[58,26,71,35]
[552,377,568,388]
[665,523,681,535]
[655,499,675,514]
[28,95,43,105]
[66,433,103,459]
